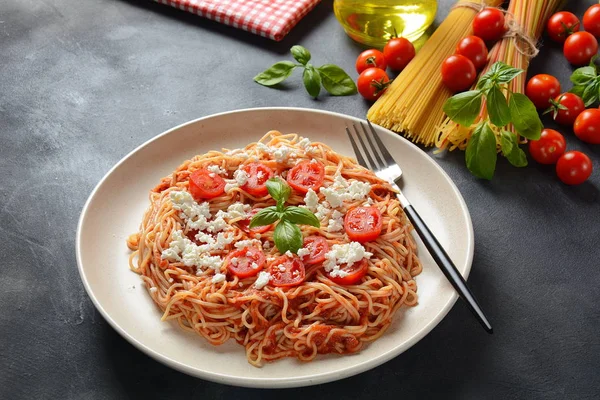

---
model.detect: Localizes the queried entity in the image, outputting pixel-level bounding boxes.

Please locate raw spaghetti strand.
[127,132,422,366]
[367,0,504,146]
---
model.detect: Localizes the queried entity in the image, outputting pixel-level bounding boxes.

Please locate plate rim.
[76,107,474,388]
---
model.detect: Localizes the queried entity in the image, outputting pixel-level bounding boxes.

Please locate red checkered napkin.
[154,0,322,41]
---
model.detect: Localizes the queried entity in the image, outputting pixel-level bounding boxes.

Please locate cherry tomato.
[583,4,600,38]
[225,247,266,278]
[268,255,306,287]
[548,93,585,126]
[241,162,274,197]
[556,151,593,185]
[326,258,369,285]
[473,8,506,42]
[344,206,383,243]
[237,208,272,234]
[546,11,580,43]
[574,109,600,144]
[286,160,325,194]
[357,68,391,101]
[383,37,415,71]
[563,31,599,66]
[355,49,387,74]
[301,236,329,265]
[189,169,226,200]
[455,36,489,70]
[528,129,566,165]
[441,55,477,92]
[525,74,561,109]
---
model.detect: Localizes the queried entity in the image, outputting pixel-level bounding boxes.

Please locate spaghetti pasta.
[366,0,503,146]
[126,132,422,366]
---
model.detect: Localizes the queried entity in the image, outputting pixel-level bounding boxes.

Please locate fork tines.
[345,121,396,173]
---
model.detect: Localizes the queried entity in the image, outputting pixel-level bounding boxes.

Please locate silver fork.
[346,121,493,334]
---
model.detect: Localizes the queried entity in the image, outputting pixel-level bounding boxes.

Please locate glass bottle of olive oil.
[333,0,437,48]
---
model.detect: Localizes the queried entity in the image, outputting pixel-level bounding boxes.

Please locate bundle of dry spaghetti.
[435,0,564,151]
[366,0,503,146]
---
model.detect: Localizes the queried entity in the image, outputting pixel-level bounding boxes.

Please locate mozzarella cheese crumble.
[323,242,372,278]
[254,271,271,289]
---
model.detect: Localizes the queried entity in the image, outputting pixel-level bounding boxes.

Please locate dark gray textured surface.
[1,0,599,398]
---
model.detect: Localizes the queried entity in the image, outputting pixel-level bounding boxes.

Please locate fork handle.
[403,205,493,334]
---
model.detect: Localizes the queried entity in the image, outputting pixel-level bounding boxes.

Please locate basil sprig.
[569,57,600,107]
[254,45,357,98]
[250,178,320,254]
[443,61,542,180]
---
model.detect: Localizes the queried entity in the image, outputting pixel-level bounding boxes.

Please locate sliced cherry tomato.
[357,68,391,101]
[546,11,580,43]
[548,93,585,126]
[473,8,506,42]
[574,109,600,144]
[344,207,383,243]
[525,74,561,109]
[455,36,488,70]
[441,55,477,93]
[583,4,600,38]
[355,49,387,74]
[268,255,306,287]
[556,151,593,185]
[301,236,329,265]
[237,208,272,234]
[383,37,415,71]
[564,31,598,66]
[225,247,266,278]
[286,160,325,194]
[528,129,566,165]
[189,169,226,200]
[326,258,369,285]
[241,162,274,197]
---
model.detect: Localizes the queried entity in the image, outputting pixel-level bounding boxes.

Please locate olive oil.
[333,0,437,48]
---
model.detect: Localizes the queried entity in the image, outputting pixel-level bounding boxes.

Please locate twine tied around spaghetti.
[451,1,540,58]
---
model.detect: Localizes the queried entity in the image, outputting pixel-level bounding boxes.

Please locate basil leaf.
[500,130,527,167]
[317,64,357,96]
[291,45,311,65]
[303,65,321,98]
[509,93,543,140]
[495,66,523,84]
[582,81,599,106]
[570,66,596,85]
[487,86,511,127]
[253,61,296,86]
[266,178,291,205]
[281,206,320,227]
[443,90,482,126]
[465,122,497,180]
[570,84,585,97]
[273,220,303,254]
[249,206,280,228]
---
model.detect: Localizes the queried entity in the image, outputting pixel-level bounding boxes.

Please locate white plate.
[76,107,473,388]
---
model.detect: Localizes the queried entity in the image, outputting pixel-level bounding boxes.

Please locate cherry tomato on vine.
[574,109,600,144]
[525,74,561,109]
[556,151,593,185]
[355,49,387,74]
[546,12,580,43]
[441,55,477,92]
[473,8,506,42]
[547,93,585,126]
[383,37,415,71]
[455,36,488,70]
[357,68,391,101]
[583,4,600,38]
[528,129,566,165]
[563,31,598,66]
